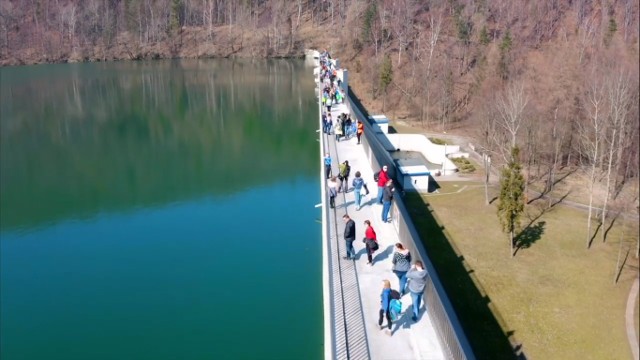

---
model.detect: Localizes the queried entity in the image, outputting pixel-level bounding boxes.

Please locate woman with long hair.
[378,279,393,334]
[392,243,411,295]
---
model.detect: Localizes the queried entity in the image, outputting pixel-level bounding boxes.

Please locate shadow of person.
[338,200,354,209]
[392,308,412,334]
[355,247,368,260]
[373,245,394,262]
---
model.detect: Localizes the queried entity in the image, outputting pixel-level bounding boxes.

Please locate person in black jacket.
[381,179,395,223]
[342,214,356,260]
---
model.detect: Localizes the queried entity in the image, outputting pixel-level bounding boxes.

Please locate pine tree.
[497,147,525,257]
[604,17,617,46]
[362,2,377,44]
[169,0,183,34]
[379,54,393,111]
[479,25,490,45]
[498,30,513,80]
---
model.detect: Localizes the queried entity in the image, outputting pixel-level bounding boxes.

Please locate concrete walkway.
[325,101,445,360]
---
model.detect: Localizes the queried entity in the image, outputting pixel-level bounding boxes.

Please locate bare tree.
[546,107,567,208]
[577,19,596,64]
[390,0,416,65]
[601,71,631,242]
[496,81,529,158]
[578,77,606,249]
[416,12,442,128]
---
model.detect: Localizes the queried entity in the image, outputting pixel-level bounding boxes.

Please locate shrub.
[451,157,476,173]
[429,137,447,145]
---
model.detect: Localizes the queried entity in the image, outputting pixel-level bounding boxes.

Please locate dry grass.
[407,181,638,359]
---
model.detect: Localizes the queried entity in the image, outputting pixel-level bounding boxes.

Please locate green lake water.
[0,59,322,360]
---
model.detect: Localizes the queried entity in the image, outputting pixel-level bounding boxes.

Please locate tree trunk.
[510,228,514,257]
[484,154,490,205]
[586,164,596,248]
[601,127,617,242]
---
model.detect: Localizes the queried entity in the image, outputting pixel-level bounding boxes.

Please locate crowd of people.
[318,50,429,337]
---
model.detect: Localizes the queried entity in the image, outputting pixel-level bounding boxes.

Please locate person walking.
[334,117,343,141]
[326,114,333,134]
[363,220,378,265]
[324,153,332,179]
[381,179,395,223]
[356,120,364,144]
[339,161,351,193]
[351,171,369,210]
[378,279,393,335]
[344,115,353,139]
[341,114,347,138]
[327,176,339,209]
[376,165,389,204]
[342,214,356,260]
[391,243,411,295]
[322,112,328,134]
[406,261,428,322]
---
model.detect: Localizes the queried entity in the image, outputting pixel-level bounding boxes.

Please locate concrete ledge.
[386,133,459,175]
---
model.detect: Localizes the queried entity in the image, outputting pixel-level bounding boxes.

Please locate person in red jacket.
[376,165,389,204]
[363,220,378,265]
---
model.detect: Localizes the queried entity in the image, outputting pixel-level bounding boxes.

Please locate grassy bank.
[405,182,637,359]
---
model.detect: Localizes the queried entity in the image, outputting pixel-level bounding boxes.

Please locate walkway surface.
[324,100,445,360]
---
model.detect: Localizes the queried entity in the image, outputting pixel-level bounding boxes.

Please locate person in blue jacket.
[324,153,332,179]
[378,279,393,334]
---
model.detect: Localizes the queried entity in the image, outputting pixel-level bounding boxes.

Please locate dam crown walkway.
[317,56,449,359]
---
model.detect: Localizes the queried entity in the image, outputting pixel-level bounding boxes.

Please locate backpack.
[389,299,403,321]
[353,177,364,189]
[373,171,380,182]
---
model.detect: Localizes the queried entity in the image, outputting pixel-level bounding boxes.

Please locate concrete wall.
[386,134,459,175]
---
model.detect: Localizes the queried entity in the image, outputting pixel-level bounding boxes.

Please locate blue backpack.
[389,299,402,321]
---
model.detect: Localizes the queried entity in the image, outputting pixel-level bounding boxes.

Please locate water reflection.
[0,59,318,231]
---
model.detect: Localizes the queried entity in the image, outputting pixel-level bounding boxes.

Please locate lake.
[0,59,322,360]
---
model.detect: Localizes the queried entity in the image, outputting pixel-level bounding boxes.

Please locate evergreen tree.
[497,147,525,257]
[604,17,617,46]
[379,54,393,110]
[362,2,377,44]
[169,0,183,34]
[456,17,471,45]
[479,25,490,45]
[498,30,512,80]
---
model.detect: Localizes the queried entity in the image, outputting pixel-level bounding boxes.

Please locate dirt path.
[626,277,640,360]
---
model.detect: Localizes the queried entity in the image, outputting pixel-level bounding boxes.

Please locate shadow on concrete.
[373,244,394,263]
[404,192,524,360]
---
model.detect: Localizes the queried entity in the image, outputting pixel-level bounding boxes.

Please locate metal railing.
[348,90,475,360]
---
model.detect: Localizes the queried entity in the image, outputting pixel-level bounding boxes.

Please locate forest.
[2,2,640,358]
[1,0,638,236]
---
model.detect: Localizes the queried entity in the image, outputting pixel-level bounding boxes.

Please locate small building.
[398,165,430,192]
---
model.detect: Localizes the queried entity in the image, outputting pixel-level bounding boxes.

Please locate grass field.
[405,182,638,360]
